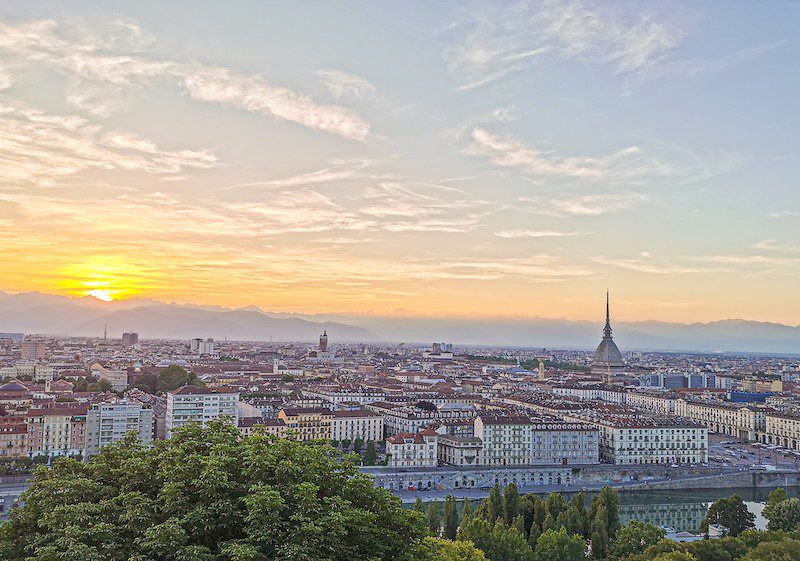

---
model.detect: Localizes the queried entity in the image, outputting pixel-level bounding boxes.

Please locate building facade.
[165,386,239,438]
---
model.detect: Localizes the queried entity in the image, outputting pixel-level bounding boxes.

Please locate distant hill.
[1,290,799,353]
[0,292,377,343]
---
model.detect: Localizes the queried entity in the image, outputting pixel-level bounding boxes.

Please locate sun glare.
[86,289,114,302]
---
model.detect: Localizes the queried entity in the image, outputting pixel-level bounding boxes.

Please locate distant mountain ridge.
[0,290,799,353]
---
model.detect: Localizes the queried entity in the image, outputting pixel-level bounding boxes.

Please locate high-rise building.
[165,386,239,438]
[121,332,139,347]
[20,338,46,360]
[90,363,129,392]
[190,337,215,355]
[84,400,154,459]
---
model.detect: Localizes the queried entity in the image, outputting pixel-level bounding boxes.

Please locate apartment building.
[674,399,765,441]
[366,401,476,436]
[566,407,707,465]
[27,405,88,459]
[386,429,438,467]
[0,416,28,458]
[84,400,154,459]
[238,417,286,438]
[165,386,239,438]
[91,363,129,392]
[277,407,333,441]
[331,409,383,442]
[474,415,535,467]
[764,412,800,449]
[437,435,482,466]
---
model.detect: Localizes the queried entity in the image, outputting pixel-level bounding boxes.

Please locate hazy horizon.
[0,2,798,325]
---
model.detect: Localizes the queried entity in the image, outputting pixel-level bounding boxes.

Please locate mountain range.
[1,290,799,354]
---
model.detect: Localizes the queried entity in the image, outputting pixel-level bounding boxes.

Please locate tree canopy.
[0,420,424,561]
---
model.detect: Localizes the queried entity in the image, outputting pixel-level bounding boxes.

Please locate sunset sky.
[0,1,798,324]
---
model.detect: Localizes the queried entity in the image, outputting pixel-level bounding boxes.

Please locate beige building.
[238,417,287,438]
[27,405,88,459]
[21,339,46,360]
[277,407,333,441]
[165,386,239,438]
[674,399,765,441]
[437,435,482,466]
[764,412,800,449]
[91,363,129,392]
[386,429,438,467]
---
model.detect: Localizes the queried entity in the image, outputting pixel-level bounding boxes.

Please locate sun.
[85,289,114,302]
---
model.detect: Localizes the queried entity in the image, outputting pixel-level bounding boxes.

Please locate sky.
[0,1,798,324]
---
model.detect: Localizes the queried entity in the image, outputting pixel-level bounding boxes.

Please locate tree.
[544,492,565,520]
[590,504,611,559]
[763,488,789,527]
[463,498,474,522]
[363,441,377,466]
[155,364,196,393]
[415,537,489,561]
[702,494,755,537]
[443,495,459,540]
[458,518,533,561]
[342,438,352,450]
[428,501,442,536]
[487,484,504,524]
[609,520,666,559]
[0,420,425,561]
[570,492,589,537]
[129,371,157,393]
[415,497,426,514]
[589,486,621,539]
[743,539,800,561]
[353,437,364,454]
[533,527,585,561]
[503,483,521,526]
[766,498,800,532]
[652,553,698,561]
[685,536,748,561]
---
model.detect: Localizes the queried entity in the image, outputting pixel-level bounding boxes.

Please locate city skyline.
[0,2,798,324]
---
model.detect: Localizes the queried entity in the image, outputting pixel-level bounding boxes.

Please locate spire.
[603,291,613,339]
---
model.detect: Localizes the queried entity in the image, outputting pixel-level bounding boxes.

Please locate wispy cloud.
[494,229,578,238]
[594,256,715,275]
[467,127,674,182]
[316,70,376,100]
[754,239,800,252]
[515,193,648,217]
[0,19,371,139]
[0,98,217,186]
[444,0,687,90]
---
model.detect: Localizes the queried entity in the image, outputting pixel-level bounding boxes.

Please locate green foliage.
[590,486,621,539]
[685,536,748,561]
[703,494,755,537]
[363,440,377,465]
[154,365,200,393]
[415,537,489,561]
[458,517,533,561]
[766,497,800,532]
[0,420,424,561]
[742,538,800,561]
[428,501,442,536]
[353,437,364,454]
[415,497,426,513]
[487,484,503,524]
[503,483,521,526]
[609,520,666,560]
[462,498,473,522]
[533,527,585,561]
[443,495,459,540]
[652,553,698,561]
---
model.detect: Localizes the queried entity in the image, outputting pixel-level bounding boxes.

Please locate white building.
[189,338,216,355]
[331,410,384,442]
[386,429,438,467]
[91,363,129,392]
[566,407,707,465]
[474,414,599,467]
[165,386,239,438]
[84,400,154,459]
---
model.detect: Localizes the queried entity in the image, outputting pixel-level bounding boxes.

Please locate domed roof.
[0,381,27,392]
[593,292,624,368]
[594,338,623,366]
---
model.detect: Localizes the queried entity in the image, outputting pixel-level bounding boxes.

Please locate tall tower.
[592,291,624,383]
[319,328,328,352]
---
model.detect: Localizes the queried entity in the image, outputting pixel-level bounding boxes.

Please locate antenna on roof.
[103,323,107,341]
